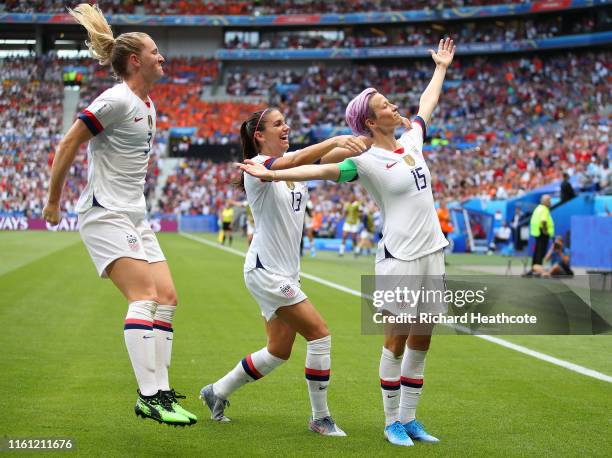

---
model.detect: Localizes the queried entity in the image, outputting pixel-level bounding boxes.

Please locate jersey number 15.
[144,132,152,156]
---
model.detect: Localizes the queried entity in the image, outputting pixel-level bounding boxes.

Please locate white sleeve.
[78,88,126,136]
[399,116,427,153]
[244,155,272,202]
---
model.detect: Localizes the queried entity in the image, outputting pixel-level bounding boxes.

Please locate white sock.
[399,348,427,424]
[153,304,176,391]
[124,300,158,396]
[339,244,345,255]
[380,346,403,426]
[305,335,331,420]
[213,347,285,399]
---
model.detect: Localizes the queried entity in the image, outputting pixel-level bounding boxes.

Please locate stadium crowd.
[226,51,610,203]
[3,0,526,15]
[1,49,609,220]
[225,11,599,49]
[0,55,162,217]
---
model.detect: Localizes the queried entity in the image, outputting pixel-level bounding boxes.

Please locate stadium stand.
[224,10,600,49]
[1,1,610,238]
[2,0,525,15]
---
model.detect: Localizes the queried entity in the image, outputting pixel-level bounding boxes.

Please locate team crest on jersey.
[126,233,140,251]
[147,115,153,129]
[285,181,295,190]
[280,283,296,298]
[403,154,415,166]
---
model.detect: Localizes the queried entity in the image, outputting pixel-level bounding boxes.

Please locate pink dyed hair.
[345,87,378,136]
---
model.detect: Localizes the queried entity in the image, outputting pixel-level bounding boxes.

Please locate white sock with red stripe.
[399,348,427,424]
[153,304,176,391]
[305,335,331,420]
[380,346,403,426]
[124,300,158,396]
[213,347,285,399]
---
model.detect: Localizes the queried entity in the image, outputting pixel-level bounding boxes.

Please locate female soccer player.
[200,107,369,436]
[238,38,456,446]
[42,3,196,426]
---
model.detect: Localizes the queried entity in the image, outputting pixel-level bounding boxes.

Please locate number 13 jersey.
[244,152,308,277]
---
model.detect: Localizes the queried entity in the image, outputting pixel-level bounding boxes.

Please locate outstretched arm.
[268,135,369,170]
[320,137,372,164]
[237,159,341,182]
[417,37,456,126]
[43,120,94,225]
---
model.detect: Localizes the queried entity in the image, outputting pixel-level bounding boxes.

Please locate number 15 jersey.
[342,118,448,262]
[244,152,308,277]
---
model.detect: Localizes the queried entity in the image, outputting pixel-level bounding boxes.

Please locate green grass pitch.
[1,231,610,456]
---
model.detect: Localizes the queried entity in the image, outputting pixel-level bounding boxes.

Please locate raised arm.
[417,37,456,126]
[268,135,369,170]
[42,120,94,225]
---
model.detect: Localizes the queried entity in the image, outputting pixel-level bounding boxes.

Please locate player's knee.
[157,288,178,306]
[131,286,158,304]
[306,322,329,341]
[269,347,292,360]
[267,340,293,360]
[408,334,432,351]
[384,336,407,357]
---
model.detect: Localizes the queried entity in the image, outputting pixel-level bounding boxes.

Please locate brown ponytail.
[237,107,279,190]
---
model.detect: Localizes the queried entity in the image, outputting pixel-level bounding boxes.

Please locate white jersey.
[244,152,308,277]
[350,118,448,262]
[76,82,156,214]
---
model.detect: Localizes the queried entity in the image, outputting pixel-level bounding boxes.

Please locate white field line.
[179,232,612,383]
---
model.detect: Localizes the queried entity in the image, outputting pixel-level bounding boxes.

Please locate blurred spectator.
[560,172,576,203]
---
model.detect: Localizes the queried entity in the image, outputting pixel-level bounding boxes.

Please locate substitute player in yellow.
[339,195,362,257]
[219,203,235,246]
[238,37,456,447]
[42,3,196,426]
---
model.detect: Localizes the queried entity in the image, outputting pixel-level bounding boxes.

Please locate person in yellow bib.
[219,203,235,246]
[340,195,362,256]
[529,194,554,272]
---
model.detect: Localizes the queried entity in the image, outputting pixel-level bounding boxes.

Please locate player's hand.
[334,135,371,155]
[429,37,455,68]
[42,202,61,226]
[236,160,274,181]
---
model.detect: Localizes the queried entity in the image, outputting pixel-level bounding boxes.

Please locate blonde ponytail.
[69,3,150,78]
[68,3,115,66]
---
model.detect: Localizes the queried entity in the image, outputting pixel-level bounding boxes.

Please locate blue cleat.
[403,419,440,442]
[384,421,414,447]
